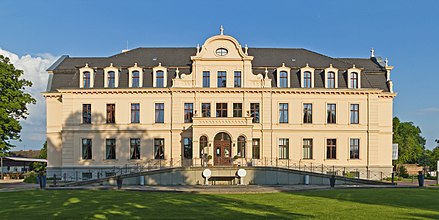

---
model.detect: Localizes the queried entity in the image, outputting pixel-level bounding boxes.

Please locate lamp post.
[1,149,4,180]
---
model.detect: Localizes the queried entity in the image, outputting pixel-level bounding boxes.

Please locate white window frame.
[79,64,94,88]
[325,64,338,89]
[128,63,143,88]
[300,64,315,88]
[276,63,291,88]
[153,63,167,88]
[104,63,119,88]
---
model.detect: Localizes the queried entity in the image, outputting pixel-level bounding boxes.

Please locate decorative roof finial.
[110,63,113,67]
[175,68,180,79]
[220,25,224,35]
[329,64,333,68]
[306,63,309,67]
[85,63,89,68]
[196,44,200,53]
[134,63,138,67]
[282,63,286,67]
[158,62,162,66]
[264,68,269,79]
[353,64,356,68]
[385,57,389,67]
[245,44,248,55]
[371,48,375,57]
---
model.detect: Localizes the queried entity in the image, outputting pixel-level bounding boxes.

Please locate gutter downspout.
[367,93,370,179]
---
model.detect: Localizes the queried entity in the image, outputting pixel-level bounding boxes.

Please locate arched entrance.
[214,132,231,166]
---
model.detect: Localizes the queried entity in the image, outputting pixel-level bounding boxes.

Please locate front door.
[214,140,231,166]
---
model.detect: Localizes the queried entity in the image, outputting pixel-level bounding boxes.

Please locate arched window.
[350,72,358,89]
[83,71,90,88]
[237,136,246,158]
[156,70,164,88]
[279,71,288,88]
[107,71,115,88]
[303,71,312,88]
[214,132,231,141]
[132,71,140,88]
[327,71,335,88]
[200,136,208,158]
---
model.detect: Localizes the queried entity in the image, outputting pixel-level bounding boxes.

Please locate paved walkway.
[0,179,38,192]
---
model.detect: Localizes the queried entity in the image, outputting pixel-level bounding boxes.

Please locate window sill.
[81,159,94,162]
[104,159,118,162]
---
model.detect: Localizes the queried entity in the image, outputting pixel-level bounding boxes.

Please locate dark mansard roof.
[46,47,390,92]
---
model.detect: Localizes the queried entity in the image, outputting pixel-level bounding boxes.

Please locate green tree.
[30,141,47,172]
[0,55,36,155]
[393,117,426,164]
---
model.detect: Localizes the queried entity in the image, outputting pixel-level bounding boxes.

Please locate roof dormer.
[276,63,290,88]
[347,65,362,89]
[325,64,338,89]
[79,63,94,88]
[300,64,315,88]
[128,63,143,88]
[104,63,119,88]
[153,63,167,88]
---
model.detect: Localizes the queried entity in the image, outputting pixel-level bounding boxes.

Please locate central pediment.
[191,34,253,61]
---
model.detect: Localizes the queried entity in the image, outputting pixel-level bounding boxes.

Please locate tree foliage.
[0,55,36,154]
[393,117,426,164]
[30,141,47,172]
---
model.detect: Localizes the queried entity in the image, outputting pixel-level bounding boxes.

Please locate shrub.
[23,171,38,184]
[398,165,409,178]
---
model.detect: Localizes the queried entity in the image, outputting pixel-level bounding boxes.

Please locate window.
[252,139,260,159]
[350,72,359,89]
[233,103,242,117]
[199,136,208,158]
[132,71,140,88]
[350,104,359,124]
[156,70,164,88]
[327,139,337,159]
[106,104,115,124]
[82,104,91,124]
[303,139,313,159]
[216,48,228,56]
[83,71,91,88]
[327,71,335,88]
[216,103,228,117]
[202,71,210,88]
[350,138,360,159]
[82,138,92,160]
[183,138,192,159]
[184,103,193,123]
[201,103,211,117]
[279,138,289,159]
[237,136,246,157]
[130,138,140,160]
[279,103,288,123]
[234,71,241,88]
[250,103,260,123]
[154,138,164,159]
[327,104,336,124]
[105,139,116,160]
[108,71,115,88]
[155,103,164,123]
[217,71,227,88]
[303,103,312,124]
[131,103,140,123]
[303,71,312,88]
[279,71,288,88]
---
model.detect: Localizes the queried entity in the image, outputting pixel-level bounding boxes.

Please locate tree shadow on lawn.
[291,188,439,219]
[0,190,310,219]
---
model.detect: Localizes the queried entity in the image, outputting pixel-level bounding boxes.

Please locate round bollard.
[330,175,336,188]
[418,173,425,187]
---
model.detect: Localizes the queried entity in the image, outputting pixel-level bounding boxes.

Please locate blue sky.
[1,0,438,150]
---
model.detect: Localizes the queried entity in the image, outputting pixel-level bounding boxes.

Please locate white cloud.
[0,49,57,150]
[420,107,439,113]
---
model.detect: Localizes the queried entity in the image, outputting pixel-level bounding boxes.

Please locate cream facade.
[44,30,396,181]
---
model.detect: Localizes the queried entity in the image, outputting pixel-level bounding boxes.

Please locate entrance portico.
[192,116,253,167]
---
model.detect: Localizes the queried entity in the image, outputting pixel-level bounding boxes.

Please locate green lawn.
[0,188,438,219]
